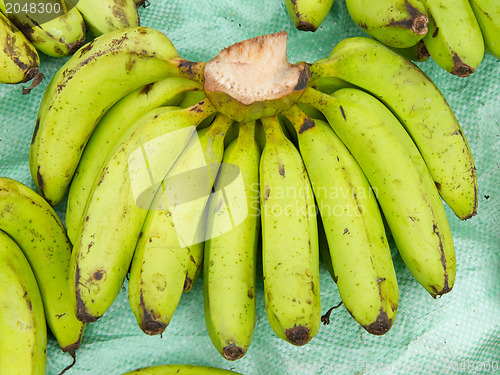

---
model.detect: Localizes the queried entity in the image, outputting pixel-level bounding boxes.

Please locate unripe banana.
[129,113,233,336]
[68,0,139,36]
[310,37,477,220]
[122,364,242,375]
[204,121,260,360]
[300,87,455,297]
[0,177,84,352]
[0,0,86,57]
[285,0,334,32]
[283,105,399,335]
[0,230,46,375]
[0,12,39,84]
[469,0,500,59]
[388,40,430,61]
[346,0,429,48]
[66,77,201,243]
[30,26,205,206]
[260,115,321,346]
[71,101,216,322]
[421,0,484,76]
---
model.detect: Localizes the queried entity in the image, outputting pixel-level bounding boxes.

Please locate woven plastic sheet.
[0,0,499,374]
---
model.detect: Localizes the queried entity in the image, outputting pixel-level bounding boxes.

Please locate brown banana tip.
[61,337,82,354]
[183,277,192,291]
[412,15,428,35]
[453,62,474,77]
[431,283,453,298]
[141,320,166,336]
[364,311,393,335]
[417,42,430,60]
[296,22,317,32]
[222,345,246,361]
[285,326,311,346]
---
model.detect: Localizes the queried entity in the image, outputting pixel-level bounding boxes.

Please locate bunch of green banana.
[284,0,334,31]
[0,178,85,356]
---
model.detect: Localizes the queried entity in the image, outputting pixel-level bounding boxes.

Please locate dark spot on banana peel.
[223,344,245,361]
[417,42,430,60]
[431,223,451,297]
[278,163,285,177]
[452,54,474,77]
[140,83,155,96]
[125,57,135,71]
[36,166,46,198]
[285,326,310,346]
[93,270,105,281]
[139,292,166,335]
[247,289,254,299]
[183,277,192,291]
[297,21,317,32]
[79,40,95,57]
[364,309,393,335]
[293,66,310,91]
[358,22,368,30]
[432,27,439,38]
[68,37,86,56]
[298,117,315,133]
[31,118,40,144]
[339,105,346,121]
[75,268,99,323]
[264,187,270,200]
[178,60,196,75]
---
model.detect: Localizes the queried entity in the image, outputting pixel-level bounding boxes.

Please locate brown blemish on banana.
[36,166,45,197]
[93,270,105,281]
[247,289,254,299]
[417,42,430,60]
[364,308,393,335]
[432,27,439,38]
[285,325,310,346]
[278,163,285,177]
[298,117,315,133]
[78,40,95,57]
[140,83,155,96]
[223,344,245,361]
[183,277,192,291]
[31,118,40,144]
[339,105,346,121]
[294,66,311,91]
[264,186,270,200]
[139,292,166,335]
[75,265,99,323]
[452,53,474,77]
[431,223,451,297]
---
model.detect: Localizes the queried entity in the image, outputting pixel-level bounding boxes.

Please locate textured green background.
[0,0,499,374]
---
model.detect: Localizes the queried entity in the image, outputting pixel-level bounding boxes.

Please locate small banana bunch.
[0,0,146,87]
[0,177,85,374]
[29,29,476,362]
[344,0,500,76]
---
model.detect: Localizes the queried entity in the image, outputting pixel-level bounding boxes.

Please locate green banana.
[346,0,429,47]
[283,105,399,335]
[259,116,321,346]
[128,113,232,335]
[0,0,86,57]
[122,364,242,375]
[0,177,84,353]
[309,37,477,220]
[0,12,39,84]
[469,0,500,59]
[284,0,334,31]
[388,40,431,61]
[30,26,205,206]
[421,0,484,76]
[300,87,456,297]
[68,0,139,36]
[66,76,201,243]
[0,230,46,375]
[204,121,261,360]
[71,101,216,322]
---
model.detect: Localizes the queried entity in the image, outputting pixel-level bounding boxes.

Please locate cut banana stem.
[310,37,477,220]
[421,0,484,76]
[388,40,430,61]
[345,0,429,48]
[0,177,84,352]
[30,26,206,206]
[0,12,39,84]
[129,113,233,336]
[284,0,334,31]
[66,77,201,243]
[283,105,398,335]
[300,87,455,297]
[260,116,320,346]
[204,121,260,360]
[71,101,216,323]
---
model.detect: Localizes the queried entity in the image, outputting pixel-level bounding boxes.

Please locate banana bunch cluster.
[284,0,499,76]
[0,0,146,86]
[344,0,500,76]
[29,28,476,363]
[0,177,85,375]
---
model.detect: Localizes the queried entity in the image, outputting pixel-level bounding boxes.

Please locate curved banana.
[71,101,216,323]
[469,0,500,59]
[421,0,484,76]
[0,230,46,375]
[260,116,320,346]
[68,0,139,36]
[285,0,334,32]
[30,26,205,206]
[283,105,399,335]
[66,77,201,243]
[122,364,242,375]
[0,0,86,57]
[129,113,233,336]
[0,12,39,84]
[204,121,260,360]
[346,0,429,48]
[300,87,456,297]
[309,37,477,220]
[0,177,84,352]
